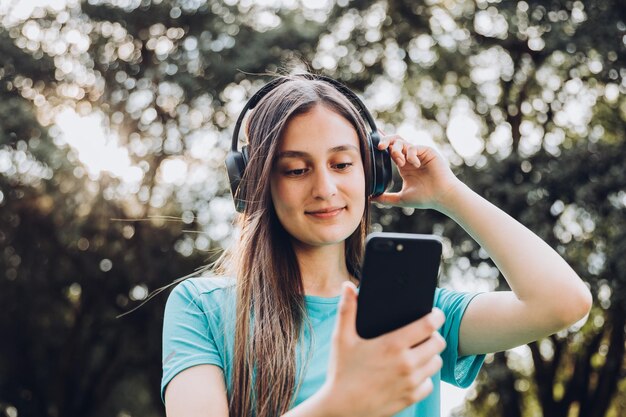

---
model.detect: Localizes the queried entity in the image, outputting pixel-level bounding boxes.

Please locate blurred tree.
[1,21,208,417]
[1,0,625,416]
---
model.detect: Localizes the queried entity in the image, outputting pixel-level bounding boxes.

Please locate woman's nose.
[311,168,337,199]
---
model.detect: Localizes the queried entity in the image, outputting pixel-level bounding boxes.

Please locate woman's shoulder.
[177,275,236,294]
[167,275,237,310]
[433,286,481,315]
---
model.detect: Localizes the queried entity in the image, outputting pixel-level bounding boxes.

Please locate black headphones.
[225,74,392,213]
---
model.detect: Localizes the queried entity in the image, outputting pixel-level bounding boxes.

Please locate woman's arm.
[165,365,229,417]
[435,181,592,355]
[164,365,338,417]
[374,137,592,356]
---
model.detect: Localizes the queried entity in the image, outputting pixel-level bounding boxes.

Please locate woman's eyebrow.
[276,150,309,159]
[277,145,360,159]
[329,145,360,154]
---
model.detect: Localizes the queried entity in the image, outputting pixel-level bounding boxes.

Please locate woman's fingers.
[406,145,421,168]
[371,191,402,206]
[391,140,406,166]
[385,308,446,348]
[408,332,446,365]
[378,135,423,168]
[405,355,441,404]
[408,375,435,404]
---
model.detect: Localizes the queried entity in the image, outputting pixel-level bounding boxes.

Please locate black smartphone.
[356,232,442,339]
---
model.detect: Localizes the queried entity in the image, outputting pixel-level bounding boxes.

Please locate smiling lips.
[306,207,346,218]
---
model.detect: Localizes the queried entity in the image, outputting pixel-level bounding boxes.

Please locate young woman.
[161,74,592,417]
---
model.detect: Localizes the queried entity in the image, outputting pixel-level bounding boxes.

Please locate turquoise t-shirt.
[161,277,485,416]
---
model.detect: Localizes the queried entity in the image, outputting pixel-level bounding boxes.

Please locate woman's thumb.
[335,281,358,338]
[372,192,401,206]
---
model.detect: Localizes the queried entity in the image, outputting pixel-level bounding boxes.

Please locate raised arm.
[434,181,591,355]
[374,136,592,356]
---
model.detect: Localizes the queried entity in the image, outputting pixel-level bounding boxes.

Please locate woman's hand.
[317,282,446,417]
[372,134,461,210]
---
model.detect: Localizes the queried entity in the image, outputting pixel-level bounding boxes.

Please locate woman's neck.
[292,242,355,297]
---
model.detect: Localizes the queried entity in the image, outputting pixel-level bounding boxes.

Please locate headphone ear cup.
[241,145,250,166]
[368,131,392,197]
[225,146,249,212]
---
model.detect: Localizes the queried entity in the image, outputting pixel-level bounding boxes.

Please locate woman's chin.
[292,232,352,249]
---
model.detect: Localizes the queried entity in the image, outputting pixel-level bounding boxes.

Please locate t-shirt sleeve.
[161,280,223,401]
[436,287,485,388]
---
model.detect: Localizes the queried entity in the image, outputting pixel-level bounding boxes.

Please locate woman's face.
[270,104,366,250]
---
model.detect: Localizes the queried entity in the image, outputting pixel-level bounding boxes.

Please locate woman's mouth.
[306,207,345,218]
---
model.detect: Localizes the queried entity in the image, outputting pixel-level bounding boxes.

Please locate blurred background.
[1,0,625,416]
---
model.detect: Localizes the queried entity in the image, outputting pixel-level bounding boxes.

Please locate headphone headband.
[231,74,378,153]
[231,77,286,152]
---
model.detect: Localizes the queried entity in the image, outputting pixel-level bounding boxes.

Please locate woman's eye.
[285,168,308,176]
[335,162,353,170]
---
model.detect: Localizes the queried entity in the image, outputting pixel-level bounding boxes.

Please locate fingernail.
[429,308,445,327]
[342,281,355,296]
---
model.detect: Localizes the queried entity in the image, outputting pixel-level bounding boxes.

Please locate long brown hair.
[216,74,373,417]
